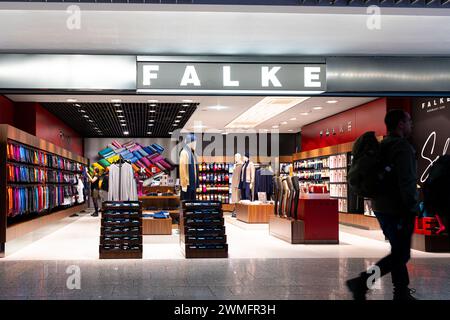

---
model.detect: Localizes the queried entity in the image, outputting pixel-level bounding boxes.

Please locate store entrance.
[1,94,449,259]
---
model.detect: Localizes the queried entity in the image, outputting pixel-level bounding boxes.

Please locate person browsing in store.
[87,167,101,217]
[347,109,419,300]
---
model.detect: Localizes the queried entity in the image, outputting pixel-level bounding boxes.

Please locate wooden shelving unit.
[0,125,88,257]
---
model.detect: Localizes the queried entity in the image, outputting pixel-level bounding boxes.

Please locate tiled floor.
[1,211,450,300]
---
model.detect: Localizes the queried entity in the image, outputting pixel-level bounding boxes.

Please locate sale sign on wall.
[411,98,450,186]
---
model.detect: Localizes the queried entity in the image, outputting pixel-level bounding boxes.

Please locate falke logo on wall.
[136,62,326,94]
[319,121,352,138]
[420,98,450,113]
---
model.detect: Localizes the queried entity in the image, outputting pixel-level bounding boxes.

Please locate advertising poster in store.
[412,98,450,186]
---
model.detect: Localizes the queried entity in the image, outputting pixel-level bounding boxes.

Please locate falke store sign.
[136,62,326,94]
[412,97,450,185]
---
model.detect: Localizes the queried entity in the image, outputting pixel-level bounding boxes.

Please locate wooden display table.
[142,216,173,235]
[235,203,274,223]
[269,195,339,244]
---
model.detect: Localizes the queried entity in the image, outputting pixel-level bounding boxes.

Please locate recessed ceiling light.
[313,106,323,110]
[225,97,310,129]
[288,129,294,132]
[149,110,156,113]
[182,99,193,103]
[272,125,279,129]
[149,119,155,122]
[88,120,93,123]
[83,115,89,118]
[123,131,129,135]
[79,109,86,113]
[179,110,186,113]
[67,98,77,102]
[281,121,288,125]
[121,124,127,127]
[74,103,81,107]
[177,115,182,118]
[118,115,125,118]
[111,99,122,103]
[289,117,297,121]
[207,105,229,111]
[173,124,178,126]
[300,112,310,116]
[221,132,229,135]
[182,104,190,107]
[168,131,173,135]
[326,100,338,104]
[175,120,181,123]
[148,99,158,103]
[120,119,126,123]
[147,132,152,134]
[116,110,123,113]
[148,124,154,126]
[149,104,156,107]
[113,104,121,107]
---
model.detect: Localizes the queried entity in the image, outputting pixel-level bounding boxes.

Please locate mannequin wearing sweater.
[231,153,243,203]
[179,134,199,201]
[239,153,255,201]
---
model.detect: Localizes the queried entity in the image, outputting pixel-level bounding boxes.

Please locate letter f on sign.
[143,65,159,86]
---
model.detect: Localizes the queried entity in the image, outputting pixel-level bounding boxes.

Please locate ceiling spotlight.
[83,115,89,118]
[149,119,155,122]
[313,106,323,110]
[121,124,127,127]
[281,121,288,125]
[118,115,125,118]
[111,99,122,103]
[74,103,81,107]
[67,98,77,102]
[168,131,173,135]
[326,100,338,104]
[79,109,86,113]
[177,115,182,118]
[123,131,129,135]
[113,104,121,107]
[179,110,186,113]
[182,99,193,103]
[221,132,229,135]
[175,120,181,123]
[149,110,156,113]
[88,120,93,123]
[272,125,279,129]
[148,123,154,126]
[147,132,152,135]
[288,129,294,132]
[289,117,297,121]
[207,105,228,111]
[149,104,157,107]
[120,120,126,123]
[173,123,178,126]
[116,110,123,113]
[300,112,310,116]
[148,99,158,103]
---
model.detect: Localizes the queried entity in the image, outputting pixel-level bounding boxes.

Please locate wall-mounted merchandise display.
[100,201,143,259]
[179,201,228,258]
[196,162,232,203]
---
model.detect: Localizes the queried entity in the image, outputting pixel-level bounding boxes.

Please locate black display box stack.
[99,201,143,259]
[180,200,228,258]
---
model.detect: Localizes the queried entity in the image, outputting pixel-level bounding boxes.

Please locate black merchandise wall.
[411,98,450,187]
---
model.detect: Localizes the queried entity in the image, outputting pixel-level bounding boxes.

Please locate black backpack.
[423,155,450,219]
[348,131,393,198]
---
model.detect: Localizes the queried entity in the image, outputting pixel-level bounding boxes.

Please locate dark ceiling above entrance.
[41,102,198,138]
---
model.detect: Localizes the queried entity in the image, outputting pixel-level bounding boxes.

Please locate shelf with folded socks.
[100,201,143,259]
[180,200,228,258]
[196,162,232,204]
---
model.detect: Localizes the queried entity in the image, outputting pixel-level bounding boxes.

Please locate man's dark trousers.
[374,211,416,289]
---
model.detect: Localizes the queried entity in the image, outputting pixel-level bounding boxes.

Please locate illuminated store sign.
[137,62,326,95]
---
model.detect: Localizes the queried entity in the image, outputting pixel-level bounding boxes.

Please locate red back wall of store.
[0,96,14,125]
[301,98,387,152]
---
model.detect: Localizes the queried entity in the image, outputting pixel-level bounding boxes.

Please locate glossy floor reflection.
[0,258,450,300]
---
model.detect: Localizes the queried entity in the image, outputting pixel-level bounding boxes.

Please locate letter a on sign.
[261,67,282,87]
[180,66,201,86]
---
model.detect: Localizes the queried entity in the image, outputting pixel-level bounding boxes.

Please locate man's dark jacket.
[371,134,419,216]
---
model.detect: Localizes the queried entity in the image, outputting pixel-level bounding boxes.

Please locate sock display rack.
[100,201,143,259]
[196,162,232,204]
[293,156,330,193]
[180,200,228,258]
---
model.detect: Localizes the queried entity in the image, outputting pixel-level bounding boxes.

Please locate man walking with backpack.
[346,109,419,300]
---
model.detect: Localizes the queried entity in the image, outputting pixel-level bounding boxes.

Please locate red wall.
[35,103,84,156]
[0,96,84,156]
[0,96,14,126]
[301,98,387,151]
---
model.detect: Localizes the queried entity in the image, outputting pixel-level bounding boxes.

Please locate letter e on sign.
[304,67,321,88]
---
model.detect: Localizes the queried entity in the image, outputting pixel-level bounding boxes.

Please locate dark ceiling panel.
[40,102,198,138]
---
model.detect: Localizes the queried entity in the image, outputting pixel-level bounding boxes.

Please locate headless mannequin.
[231,153,243,203]
[239,155,255,201]
[179,139,199,201]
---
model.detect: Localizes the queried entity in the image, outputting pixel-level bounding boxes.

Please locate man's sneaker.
[91,212,99,217]
[393,288,418,300]
[346,276,368,300]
